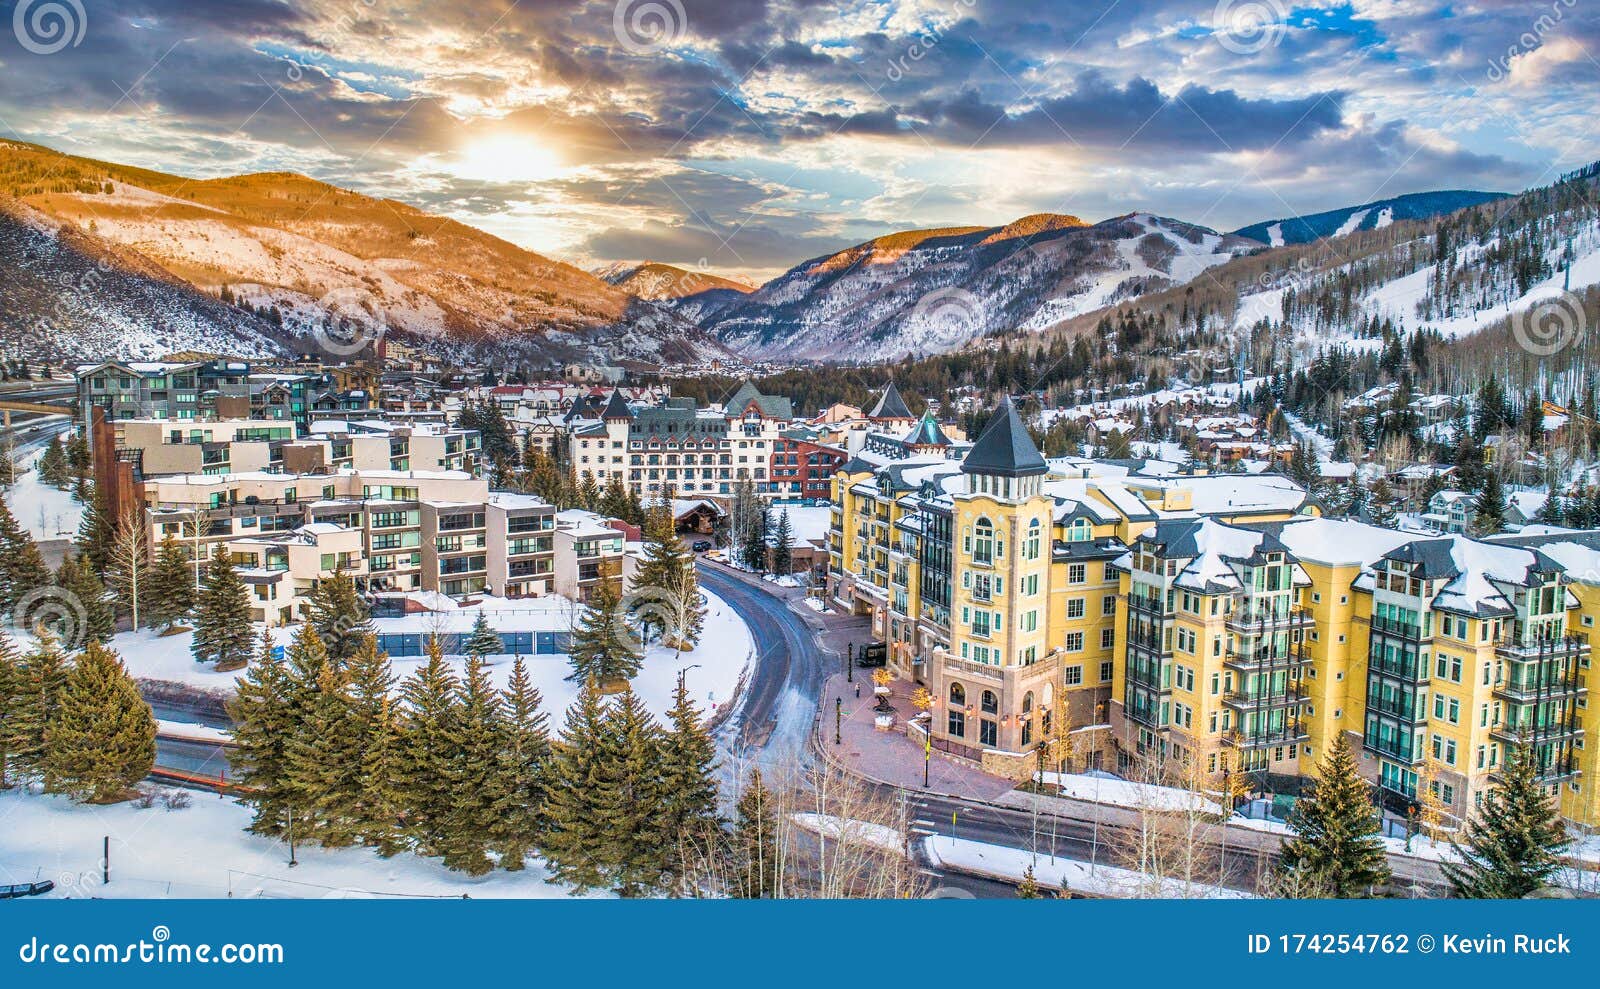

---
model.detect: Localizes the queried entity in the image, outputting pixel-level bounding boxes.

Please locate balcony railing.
[1490,721,1584,746]
[1368,614,1429,640]
[1222,684,1308,710]
[1223,644,1311,673]
[1222,721,1308,749]
[1493,673,1587,704]
[1126,594,1174,619]
[1225,609,1314,633]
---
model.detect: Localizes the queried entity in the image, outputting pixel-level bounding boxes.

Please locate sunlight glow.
[444,134,566,185]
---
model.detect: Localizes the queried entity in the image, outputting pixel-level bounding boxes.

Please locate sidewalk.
[817,671,1016,801]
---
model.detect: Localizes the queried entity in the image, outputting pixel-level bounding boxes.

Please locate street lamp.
[835,696,842,745]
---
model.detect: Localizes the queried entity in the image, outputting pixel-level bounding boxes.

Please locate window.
[1068,563,1086,584]
[1067,598,1086,619]
[1102,595,1117,615]
[1103,562,1117,581]
[1100,660,1114,682]
[981,690,998,715]
[972,517,994,565]
[949,682,965,706]
[1064,665,1083,686]
[1026,519,1042,560]
[1101,628,1115,650]
[948,711,965,737]
[1064,631,1084,652]
[980,719,998,747]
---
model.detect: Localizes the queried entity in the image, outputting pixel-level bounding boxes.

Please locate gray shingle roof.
[961,398,1046,477]
[869,381,912,419]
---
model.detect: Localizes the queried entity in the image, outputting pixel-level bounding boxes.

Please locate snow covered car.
[0,880,55,899]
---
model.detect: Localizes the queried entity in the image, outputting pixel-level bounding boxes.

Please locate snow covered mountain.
[707,213,1256,362]
[597,261,755,325]
[0,197,289,361]
[0,140,730,366]
[1232,190,1507,247]
[1229,171,1599,352]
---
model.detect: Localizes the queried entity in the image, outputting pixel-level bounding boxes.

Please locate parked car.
[691,540,713,552]
[0,880,55,899]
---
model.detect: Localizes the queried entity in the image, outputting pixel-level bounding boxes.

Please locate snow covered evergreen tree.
[227,627,296,837]
[566,579,642,686]
[398,636,461,858]
[492,656,550,871]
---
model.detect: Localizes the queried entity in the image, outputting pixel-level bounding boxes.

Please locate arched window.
[1022,691,1034,714]
[949,682,966,706]
[1069,517,1091,543]
[981,690,998,715]
[973,517,994,565]
[1026,518,1042,560]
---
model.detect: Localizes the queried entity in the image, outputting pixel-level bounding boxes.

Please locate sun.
[446,134,566,185]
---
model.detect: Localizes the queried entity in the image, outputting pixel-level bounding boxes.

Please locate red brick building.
[769,436,847,501]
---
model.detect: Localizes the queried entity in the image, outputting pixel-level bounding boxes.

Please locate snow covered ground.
[923,835,1251,899]
[0,785,584,899]
[113,588,754,724]
[1034,771,1225,815]
[6,446,84,541]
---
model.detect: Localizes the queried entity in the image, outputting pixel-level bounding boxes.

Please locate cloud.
[0,0,1583,281]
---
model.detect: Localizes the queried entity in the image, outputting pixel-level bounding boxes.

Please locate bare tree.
[107,506,150,629]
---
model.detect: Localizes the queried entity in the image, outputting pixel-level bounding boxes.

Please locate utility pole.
[288,806,298,867]
[102,836,109,886]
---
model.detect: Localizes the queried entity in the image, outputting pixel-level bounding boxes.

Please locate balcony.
[1222,684,1308,710]
[1493,673,1587,704]
[1225,608,1313,634]
[1222,721,1309,749]
[1490,721,1583,746]
[1223,644,1311,674]
[1368,614,1429,640]
[1126,593,1174,620]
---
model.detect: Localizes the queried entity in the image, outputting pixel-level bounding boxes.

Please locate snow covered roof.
[1137,517,1309,594]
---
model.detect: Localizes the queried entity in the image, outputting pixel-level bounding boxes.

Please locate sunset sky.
[1,0,1595,282]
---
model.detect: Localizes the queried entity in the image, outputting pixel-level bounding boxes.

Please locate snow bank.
[1035,771,1225,816]
[792,814,905,855]
[923,835,1251,899]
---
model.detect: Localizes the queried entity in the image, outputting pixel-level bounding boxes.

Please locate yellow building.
[830,421,1600,830]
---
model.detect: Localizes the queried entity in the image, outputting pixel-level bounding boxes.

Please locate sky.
[0,0,1595,284]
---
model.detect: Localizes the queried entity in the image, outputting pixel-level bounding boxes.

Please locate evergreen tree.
[599,474,633,522]
[1474,471,1508,534]
[398,636,461,857]
[41,641,155,803]
[771,509,793,576]
[659,673,719,879]
[282,662,362,845]
[65,432,91,479]
[1368,479,1399,528]
[227,627,296,837]
[37,437,69,489]
[630,500,704,649]
[74,484,115,576]
[55,553,115,646]
[146,534,195,628]
[1442,744,1569,898]
[731,767,780,898]
[7,631,70,777]
[566,579,643,686]
[192,545,254,669]
[540,684,616,892]
[492,656,550,870]
[1017,865,1041,898]
[308,568,374,670]
[0,496,53,610]
[357,696,406,857]
[1277,733,1390,897]
[594,686,667,896]
[0,631,21,788]
[0,442,15,490]
[463,611,502,662]
[441,655,508,875]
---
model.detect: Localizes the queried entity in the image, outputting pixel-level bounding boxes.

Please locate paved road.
[697,562,855,772]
